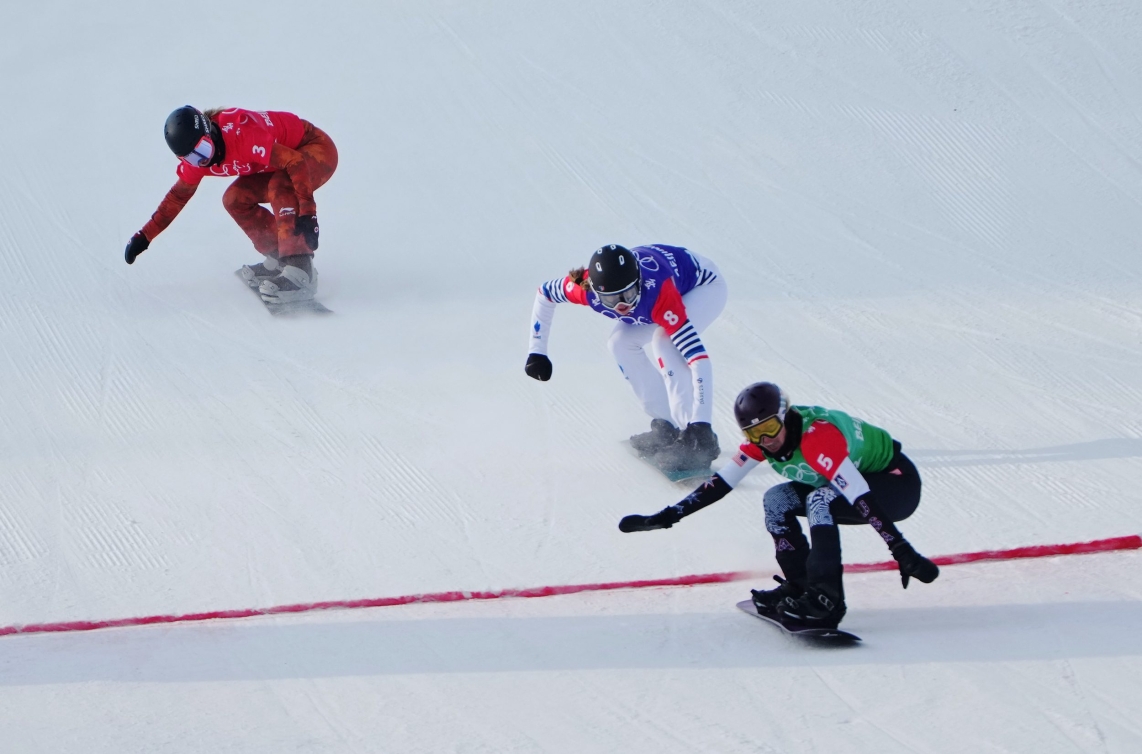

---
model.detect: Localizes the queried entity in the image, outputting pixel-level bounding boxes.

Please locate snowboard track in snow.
[2,534,1137,638]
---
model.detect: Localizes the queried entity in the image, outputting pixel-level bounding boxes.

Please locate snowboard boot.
[260,255,318,304]
[630,419,680,456]
[653,422,720,472]
[238,254,281,288]
[750,575,805,617]
[779,584,847,629]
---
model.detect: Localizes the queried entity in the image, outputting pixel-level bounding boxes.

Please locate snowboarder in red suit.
[124,106,338,304]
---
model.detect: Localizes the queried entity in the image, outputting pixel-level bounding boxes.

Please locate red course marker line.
[844,533,1142,573]
[1,534,1138,638]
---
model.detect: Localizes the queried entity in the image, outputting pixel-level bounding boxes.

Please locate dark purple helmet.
[734,382,790,442]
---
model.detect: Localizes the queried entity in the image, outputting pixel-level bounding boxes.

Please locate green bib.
[765,405,896,488]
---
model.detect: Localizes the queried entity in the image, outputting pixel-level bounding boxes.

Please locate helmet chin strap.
[204,120,225,166]
[765,409,803,461]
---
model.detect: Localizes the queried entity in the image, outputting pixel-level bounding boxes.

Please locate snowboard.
[628,441,712,483]
[735,600,862,644]
[237,270,332,316]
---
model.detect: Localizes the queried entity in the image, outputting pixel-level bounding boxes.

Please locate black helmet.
[587,244,641,311]
[734,382,790,442]
[164,105,212,158]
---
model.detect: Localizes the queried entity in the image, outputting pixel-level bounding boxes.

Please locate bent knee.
[607,327,639,356]
[763,484,801,532]
[223,181,258,214]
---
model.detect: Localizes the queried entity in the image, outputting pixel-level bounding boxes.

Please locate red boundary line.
[2,534,1138,638]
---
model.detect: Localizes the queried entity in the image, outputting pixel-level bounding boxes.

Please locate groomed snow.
[2,0,1141,751]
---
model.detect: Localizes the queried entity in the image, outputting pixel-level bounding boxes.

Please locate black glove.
[294,214,319,251]
[525,353,552,381]
[619,507,681,533]
[891,541,939,588]
[124,232,149,264]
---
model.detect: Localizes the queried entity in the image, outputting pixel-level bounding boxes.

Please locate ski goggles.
[179,135,215,168]
[593,281,641,312]
[742,415,784,443]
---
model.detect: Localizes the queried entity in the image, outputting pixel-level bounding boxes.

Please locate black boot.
[630,419,679,456]
[750,575,805,616]
[779,584,847,629]
[654,422,720,471]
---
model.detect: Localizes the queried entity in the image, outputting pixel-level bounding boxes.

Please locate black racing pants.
[763,441,921,596]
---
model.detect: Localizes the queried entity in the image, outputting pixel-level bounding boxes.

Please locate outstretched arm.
[618,449,763,532]
[528,283,562,356]
[802,420,938,586]
[526,277,588,381]
[140,179,198,243]
[650,278,713,425]
[126,178,199,264]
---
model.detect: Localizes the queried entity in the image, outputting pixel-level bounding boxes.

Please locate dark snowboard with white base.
[735,599,861,644]
[236,269,332,316]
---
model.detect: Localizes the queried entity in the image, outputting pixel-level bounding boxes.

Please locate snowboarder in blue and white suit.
[525,244,728,471]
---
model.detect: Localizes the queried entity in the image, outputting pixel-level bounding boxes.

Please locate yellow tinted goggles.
[743,416,783,443]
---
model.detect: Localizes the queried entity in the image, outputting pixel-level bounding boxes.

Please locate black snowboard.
[735,600,862,644]
[237,270,332,316]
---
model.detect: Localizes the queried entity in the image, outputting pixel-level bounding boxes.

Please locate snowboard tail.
[735,599,861,644]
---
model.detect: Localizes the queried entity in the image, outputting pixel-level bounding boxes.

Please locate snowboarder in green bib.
[619,382,939,629]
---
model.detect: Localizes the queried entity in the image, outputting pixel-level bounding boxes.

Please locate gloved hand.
[294,214,319,251]
[618,506,681,533]
[525,353,552,381]
[124,232,149,264]
[890,541,939,588]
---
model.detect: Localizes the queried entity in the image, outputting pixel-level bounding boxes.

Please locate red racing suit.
[141,109,337,257]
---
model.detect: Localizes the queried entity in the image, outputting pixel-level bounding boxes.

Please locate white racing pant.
[607,259,727,429]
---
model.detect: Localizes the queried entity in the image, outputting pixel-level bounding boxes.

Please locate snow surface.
[2,0,1142,751]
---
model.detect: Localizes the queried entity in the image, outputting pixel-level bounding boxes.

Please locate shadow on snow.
[2,599,1140,685]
